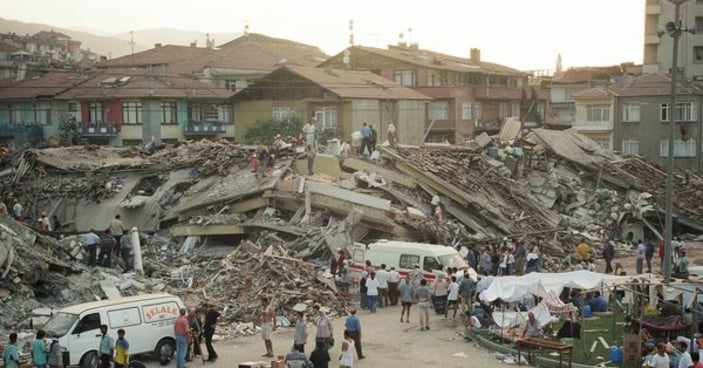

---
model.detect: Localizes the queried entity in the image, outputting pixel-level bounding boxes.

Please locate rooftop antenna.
[244,21,250,36]
[407,27,413,45]
[348,19,354,46]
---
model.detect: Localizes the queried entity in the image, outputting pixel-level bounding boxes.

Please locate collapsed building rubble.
[0,128,701,335]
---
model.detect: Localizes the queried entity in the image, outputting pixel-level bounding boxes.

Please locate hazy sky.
[4,0,645,71]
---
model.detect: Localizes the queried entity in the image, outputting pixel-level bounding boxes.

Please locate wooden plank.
[170,223,245,236]
[229,196,268,213]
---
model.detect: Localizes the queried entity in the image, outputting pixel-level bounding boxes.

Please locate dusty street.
[142,303,503,368]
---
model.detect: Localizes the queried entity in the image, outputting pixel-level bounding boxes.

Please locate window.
[461,103,472,120]
[89,102,105,123]
[188,103,202,122]
[586,104,610,122]
[474,102,483,119]
[429,101,449,120]
[696,47,703,64]
[592,137,611,149]
[660,102,695,121]
[203,104,219,121]
[499,102,508,119]
[217,105,232,123]
[660,138,696,157]
[399,254,420,269]
[33,103,50,124]
[8,104,22,123]
[68,103,78,112]
[511,102,521,117]
[394,70,416,86]
[621,138,639,156]
[161,102,177,124]
[273,106,295,122]
[122,102,142,124]
[72,313,101,335]
[622,103,640,122]
[423,256,439,273]
[314,106,338,129]
[697,17,703,33]
[225,80,238,92]
[108,307,142,329]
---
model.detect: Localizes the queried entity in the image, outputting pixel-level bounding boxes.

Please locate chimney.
[470,48,481,63]
[154,43,162,48]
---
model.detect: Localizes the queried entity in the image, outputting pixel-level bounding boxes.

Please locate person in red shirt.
[658,240,665,273]
[174,308,190,368]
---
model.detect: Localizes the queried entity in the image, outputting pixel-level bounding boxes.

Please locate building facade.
[572,87,616,150]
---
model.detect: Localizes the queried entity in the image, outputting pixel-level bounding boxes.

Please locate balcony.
[78,122,118,136]
[184,121,227,135]
[573,120,613,132]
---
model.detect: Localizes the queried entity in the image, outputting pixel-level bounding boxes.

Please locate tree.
[57,113,80,146]
[244,117,304,145]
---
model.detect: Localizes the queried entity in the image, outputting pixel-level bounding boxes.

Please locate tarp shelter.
[479,270,633,303]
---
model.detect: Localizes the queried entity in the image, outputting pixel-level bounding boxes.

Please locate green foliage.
[57,113,79,146]
[244,117,304,145]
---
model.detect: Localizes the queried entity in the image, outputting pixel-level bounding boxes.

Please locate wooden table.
[515,337,573,368]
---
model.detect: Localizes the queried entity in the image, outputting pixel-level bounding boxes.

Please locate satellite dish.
[343,49,351,57]
[342,55,350,64]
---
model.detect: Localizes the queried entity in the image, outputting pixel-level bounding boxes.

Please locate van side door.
[349,244,366,280]
[399,253,420,278]
[70,312,102,362]
[106,307,143,353]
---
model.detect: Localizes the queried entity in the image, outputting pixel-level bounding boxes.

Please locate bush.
[243,117,304,145]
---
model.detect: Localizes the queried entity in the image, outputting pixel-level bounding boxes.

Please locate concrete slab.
[499,117,522,141]
[99,280,122,299]
[406,207,427,220]
[307,182,391,211]
[342,157,416,188]
[474,132,492,148]
[295,154,342,177]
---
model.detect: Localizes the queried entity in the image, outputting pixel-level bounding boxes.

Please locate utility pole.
[129,30,135,66]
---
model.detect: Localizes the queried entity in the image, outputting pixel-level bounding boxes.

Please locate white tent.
[479,270,634,303]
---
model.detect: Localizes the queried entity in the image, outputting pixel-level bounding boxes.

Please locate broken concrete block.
[293,303,308,312]
[120,279,146,291]
[474,132,492,148]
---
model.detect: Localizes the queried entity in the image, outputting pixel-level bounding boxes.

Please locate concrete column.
[130,227,143,274]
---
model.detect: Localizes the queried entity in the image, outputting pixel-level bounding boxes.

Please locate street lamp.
[659,0,694,283]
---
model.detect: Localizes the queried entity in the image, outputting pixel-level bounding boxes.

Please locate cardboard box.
[270,358,285,368]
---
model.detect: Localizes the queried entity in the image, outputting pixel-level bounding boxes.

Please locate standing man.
[410,264,423,290]
[303,115,317,150]
[359,123,372,156]
[186,307,202,362]
[98,325,114,368]
[31,330,48,368]
[257,297,275,358]
[445,276,459,319]
[368,125,377,153]
[174,309,189,368]
[387,267,400,306]
[359,270,368,310]
[636,239,646,275]
[314,304,334,351]
[3,333,20,368]
[375,264,389,308]
[81,229,101,267]
[113,329,129,368]
[458,269,474,316]
[98,229,116,268]
[575,239,590,263]
[108,215,125,245]
[415,279,432,331]
[387,121,396,147]
[202,304,220,362]
[366,272,379,313]
[602,241,615,274]
[293,311,308,353]
[399,276,413,323]
[344,309,364,360]
[120,230,133,272]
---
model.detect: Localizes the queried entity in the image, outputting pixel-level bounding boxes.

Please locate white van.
[41,293,186,368]
[349,240,473,281]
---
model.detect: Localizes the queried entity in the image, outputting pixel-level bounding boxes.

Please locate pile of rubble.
[0,127,701,336]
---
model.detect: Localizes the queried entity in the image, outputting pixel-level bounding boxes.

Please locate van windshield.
[43,312,79,337]
[438,254,468,269]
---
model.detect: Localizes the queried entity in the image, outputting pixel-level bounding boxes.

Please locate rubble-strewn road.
[141,304,501,368]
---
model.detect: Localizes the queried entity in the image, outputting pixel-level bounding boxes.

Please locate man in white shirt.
[302,118,317,150]
[636,240,646,275]
[387,121,396,147]
[365,272,379,313]
[678,341,693,368]
[388,267,400,306]
[375,264,390,308]
[445,276,460,319]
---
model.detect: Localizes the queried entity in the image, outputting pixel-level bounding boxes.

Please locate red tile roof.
[572,87,614,99]
[238,65,431,100]
[326,45,526,77]
[97,45,215,68]
[610,73,703,96]
[0,72,91,100]
[552,65,622,83]
[57,69,232,100]
[170,33,328,75]
[0,42,21,52]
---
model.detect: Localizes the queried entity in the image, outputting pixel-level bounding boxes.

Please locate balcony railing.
[79,122,118,135]
[184,121,227,135]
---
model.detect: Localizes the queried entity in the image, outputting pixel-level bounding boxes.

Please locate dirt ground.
[142,303,504,368]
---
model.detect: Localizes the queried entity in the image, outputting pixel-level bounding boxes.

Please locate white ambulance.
[349,240,475,281]
[41,293,186,368]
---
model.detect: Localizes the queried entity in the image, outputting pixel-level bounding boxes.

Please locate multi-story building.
[320,44,547,143]
[572,87,616,150]
[643,0,703,79]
